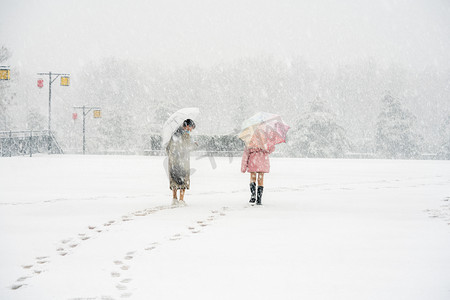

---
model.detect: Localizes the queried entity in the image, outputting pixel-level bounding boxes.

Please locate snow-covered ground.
[1,155,450,300]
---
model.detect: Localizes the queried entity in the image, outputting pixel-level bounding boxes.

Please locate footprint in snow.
[57,247,68,256]
[76,233,91,240]
[36,260,49,264]
[170,233,182,241]
[10,284,25,290]
[104,220,115,226]
[121,293,132,298]
[16,276,29,282]
[145,242,158,251]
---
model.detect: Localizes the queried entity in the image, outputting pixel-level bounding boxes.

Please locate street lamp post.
[37,71,70,152]
[1,66,11,131]
[73,105,101,154]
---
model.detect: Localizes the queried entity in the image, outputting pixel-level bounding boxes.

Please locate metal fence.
[0,130,63,157]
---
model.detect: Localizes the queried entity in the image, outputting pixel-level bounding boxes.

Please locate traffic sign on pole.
[60,76,70,86]
[0,67,10,80]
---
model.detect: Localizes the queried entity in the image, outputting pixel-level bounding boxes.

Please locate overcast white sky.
[1,0,450,73]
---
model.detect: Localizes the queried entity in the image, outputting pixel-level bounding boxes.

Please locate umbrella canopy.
[238,112,290,151]
[162,107,199,148]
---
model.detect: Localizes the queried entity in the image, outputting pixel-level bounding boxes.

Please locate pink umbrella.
[238,112,290,151]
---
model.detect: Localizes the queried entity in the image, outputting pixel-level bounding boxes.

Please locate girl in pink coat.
[241,145,275,205]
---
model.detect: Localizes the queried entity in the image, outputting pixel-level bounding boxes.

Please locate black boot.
[249,182,256,203]
[256,186,264,205]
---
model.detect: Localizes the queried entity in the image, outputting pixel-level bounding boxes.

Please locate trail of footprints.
[110,206,229,299]
[426,196,450,225]
[10,205,177,291]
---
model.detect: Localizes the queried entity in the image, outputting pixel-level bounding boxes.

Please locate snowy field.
[1,155,450,300]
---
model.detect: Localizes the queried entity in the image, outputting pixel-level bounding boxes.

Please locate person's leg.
[249,173,257,203]
[171,188,179,205]
[256,173,264,205]
[257,173,264,186]
[180,189,185,201]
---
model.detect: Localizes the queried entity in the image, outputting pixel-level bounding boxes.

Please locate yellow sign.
[0,69,10,80]
[60,76,70,86]
[93,110,101,118]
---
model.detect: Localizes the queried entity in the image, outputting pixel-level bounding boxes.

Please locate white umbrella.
[162,107,200,148]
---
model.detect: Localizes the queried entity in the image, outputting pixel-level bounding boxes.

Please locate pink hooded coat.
[241,146,275,173]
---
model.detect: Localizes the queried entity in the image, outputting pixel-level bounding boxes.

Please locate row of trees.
[288,94,442,159]
[1,45,449,159]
